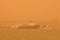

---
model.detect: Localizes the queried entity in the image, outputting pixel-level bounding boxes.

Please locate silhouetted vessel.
[9,23,40,29]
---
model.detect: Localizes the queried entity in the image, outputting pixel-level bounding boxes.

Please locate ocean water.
[0,21,60,40]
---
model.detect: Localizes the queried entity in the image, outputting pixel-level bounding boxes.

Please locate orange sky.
[0,0,60,29]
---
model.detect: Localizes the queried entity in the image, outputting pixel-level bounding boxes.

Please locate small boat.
[42,25,52,31]
[9,23,40,29]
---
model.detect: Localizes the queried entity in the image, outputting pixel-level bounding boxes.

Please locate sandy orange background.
[0,0,60,29]
[0,0,60,40]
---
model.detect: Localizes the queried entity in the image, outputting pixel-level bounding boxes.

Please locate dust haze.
[0,0,60,40]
